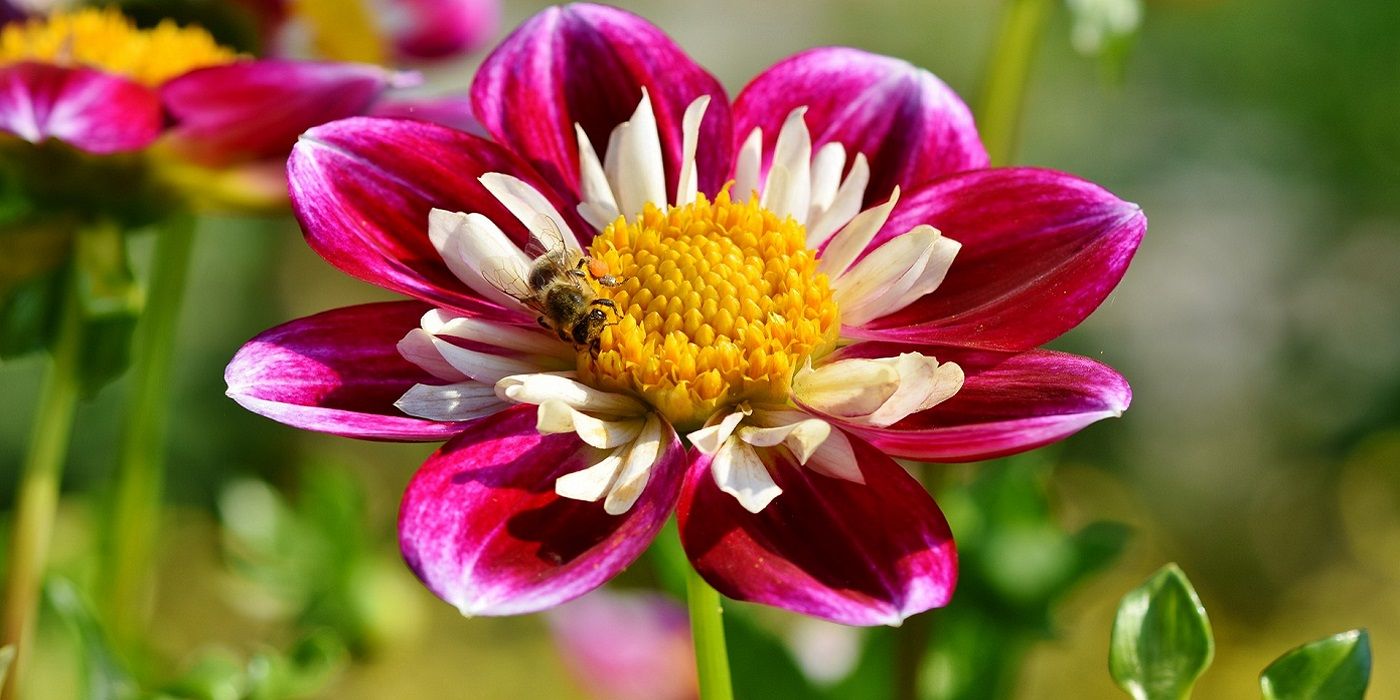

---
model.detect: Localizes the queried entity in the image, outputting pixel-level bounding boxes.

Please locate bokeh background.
[3,0,1398,697]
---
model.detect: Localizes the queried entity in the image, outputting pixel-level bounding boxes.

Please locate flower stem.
[685,565,734,700]
[0,265,86,700]
[99,213,196,651]
[978,0,1054,166]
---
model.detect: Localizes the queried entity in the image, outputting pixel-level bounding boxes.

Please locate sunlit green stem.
[0,266,86,700]
[685,564,734,700]
[979,0,1054,166]
[100,213,195,650]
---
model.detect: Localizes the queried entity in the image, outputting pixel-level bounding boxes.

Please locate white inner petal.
[862,353,965,427]
[603,413,665,515]
[478,173,582,252]
[791,359,900,418]
[429,334,563,384]
[807,142,847,222]
[762,107,812,222]
[834,225,961,326]
[674,95,711,207]
[711,438,782,514]
[794,353,964,428]
[398,328,468,382]
[739,412,831,465]
[817,186,900,278]
[732,126,763,203]
[423,309,572,358]
[394,381,504,422]
[427,208,531,312]
[807,153,871,248]
[804,428,865,484]
[495,372,645,416]
[556,445,628,503]
[575,124,622,231]
[610,88,667,218]
[536,400,645,449]
[687,405,752,455]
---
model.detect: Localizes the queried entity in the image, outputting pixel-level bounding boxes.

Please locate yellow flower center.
[580,191,841,431]
[0,8,239,86]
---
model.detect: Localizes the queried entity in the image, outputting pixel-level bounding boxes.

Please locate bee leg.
[589,338,602,358]
[597,275,620,287]
[590,298,617,309]
[536,316,550,330]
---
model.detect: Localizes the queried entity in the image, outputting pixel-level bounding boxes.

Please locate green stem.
[0,266,86,700]
[685,565,734,700]
[100,213,196,651]
[978,0,1054,166]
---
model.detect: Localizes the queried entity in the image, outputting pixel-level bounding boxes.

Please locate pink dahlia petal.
[389,0,500,60]
[820,344,1131,462]
[678,436,957,626]
[845,167,1145,351]
[225,301,463,442]
[400,405,686,615]
[471,3,731,200]
[162,60,400,166]
[733,47,986,204]
[288,116,564,317]
[0,62,161,154]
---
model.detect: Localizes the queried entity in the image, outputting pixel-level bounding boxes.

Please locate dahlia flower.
[0,7,414,162]
[226,3,1142,626]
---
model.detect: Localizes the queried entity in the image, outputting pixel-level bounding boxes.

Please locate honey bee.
[488,217,622,355]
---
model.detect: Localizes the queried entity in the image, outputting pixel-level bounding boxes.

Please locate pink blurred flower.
[227,3,1142,625]
[0,8,416,164]
[549,591,697,700]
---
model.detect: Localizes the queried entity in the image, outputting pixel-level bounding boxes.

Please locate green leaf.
[1109,563,1214,700]
[1260,629,1371,700]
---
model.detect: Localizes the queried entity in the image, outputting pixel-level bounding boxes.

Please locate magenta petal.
[162,59,399,166]
[288,116,562,317]
[678,437,957,626]
[846,167,1146,351]
[225,301,464,442]
[0,63,161,154]
[823,345,1131,462]
[471,3,731,199]
[733,47,987,203]
[400,406,686,615]
[390,0,500,60]
[368,94,487,136]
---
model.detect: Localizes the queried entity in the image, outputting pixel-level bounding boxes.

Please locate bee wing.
[483,259,536,307]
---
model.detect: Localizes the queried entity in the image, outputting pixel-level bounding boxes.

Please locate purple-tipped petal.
[844,167,1145,351]
[0,62,161,154]
[471,3,731,200]
[817,345,1132,462]
[678,436,957,626]
[389,0,500,60]
[225,301,466,442]
[162,59,399,166]
[288,116,564,317]
[400,405,686,615]
[733,47,987,204]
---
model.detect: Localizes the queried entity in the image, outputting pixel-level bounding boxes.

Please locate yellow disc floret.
[581,191,841,431]
[0,8,239,86]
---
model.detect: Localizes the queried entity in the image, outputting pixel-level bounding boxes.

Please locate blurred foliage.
[218,465,421,656]
[1108,564,1213,700]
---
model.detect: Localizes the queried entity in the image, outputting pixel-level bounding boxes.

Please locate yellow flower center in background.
[0,8,239,86]
[580,191,841,431]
